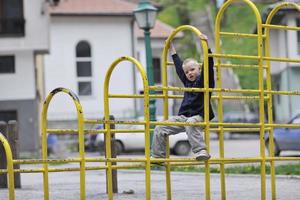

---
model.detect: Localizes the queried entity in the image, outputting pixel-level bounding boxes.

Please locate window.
[78,82,92,96]
[153,57,161,84]
[0,110,17,122]
[0,55,15,73]
[77,61,92,77]
[76,41,92,96]
[0,0,25,36]
[297,18,300,54]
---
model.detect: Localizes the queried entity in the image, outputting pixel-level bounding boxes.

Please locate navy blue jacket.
[172,49,215,120]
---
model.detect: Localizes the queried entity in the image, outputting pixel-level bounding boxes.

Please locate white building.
[0,0,50,153]
[45,0,177,125]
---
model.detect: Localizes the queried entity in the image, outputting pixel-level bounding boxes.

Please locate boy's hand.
[199,34,208,41]
[169,42,177,55]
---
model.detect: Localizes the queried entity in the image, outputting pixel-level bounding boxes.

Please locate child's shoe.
[195,149,211,161]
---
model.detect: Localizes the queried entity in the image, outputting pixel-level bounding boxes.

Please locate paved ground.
[1,162,300,200]
[1,138,300,199]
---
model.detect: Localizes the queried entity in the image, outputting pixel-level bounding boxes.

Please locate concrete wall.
[0,99,39,153]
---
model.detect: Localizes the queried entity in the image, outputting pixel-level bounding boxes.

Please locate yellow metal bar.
[212,53,259,60]
[219,63,267,69]
[167,61,267,69]
[215,4,226,199]
[13,158,81,164]
[266,90,300,95]
[0,133,15,200]
[107,93,266,100]
[103,56,151,200]
[219,31,263,38]
[212,53,300,63]
[150,85,261,94]
[41,88,86,200]
[215,1,266,199]
[265,3,300,198]
[262,24,300,31]
[108,94,162,99]
[163,24,213,200]
[162,31,172,200]
[263,56,300,63]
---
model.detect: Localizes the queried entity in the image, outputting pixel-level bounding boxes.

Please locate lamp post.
[133,0,157,146]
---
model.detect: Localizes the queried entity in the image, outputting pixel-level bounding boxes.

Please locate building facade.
[0,0,50,153]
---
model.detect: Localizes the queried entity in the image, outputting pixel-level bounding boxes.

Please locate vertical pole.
[8,121,21,188]
[0,121,8,188]
[144,28,155,200]
[104,115,118,194]
[144,29,156,146]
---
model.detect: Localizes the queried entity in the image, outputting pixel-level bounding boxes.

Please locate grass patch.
[170,163,300,175]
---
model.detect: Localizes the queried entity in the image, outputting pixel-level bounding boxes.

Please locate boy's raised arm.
[170,42,186,83]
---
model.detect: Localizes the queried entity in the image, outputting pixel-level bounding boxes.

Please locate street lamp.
[133,0,157,145]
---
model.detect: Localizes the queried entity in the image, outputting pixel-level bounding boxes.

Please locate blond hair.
[182,58,200,70]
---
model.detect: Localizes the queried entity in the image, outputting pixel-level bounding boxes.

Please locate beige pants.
[151,115,206,157]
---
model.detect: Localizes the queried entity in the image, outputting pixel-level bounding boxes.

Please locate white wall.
[0,0,49,52]
[45,16,136,120]
[0,51,36,100]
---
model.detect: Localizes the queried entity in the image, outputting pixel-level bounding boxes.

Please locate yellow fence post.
[103,56,150,200]
[41,87,85,200]
[264,2,300,200]
[0,133,15,200]
[162,25,211,200]
[215,1,265,199]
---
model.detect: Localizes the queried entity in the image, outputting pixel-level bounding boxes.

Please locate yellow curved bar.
[265,2,300,25]
[103,56,150,200]
[41,87,85,200]
[215,1,264,200]
[264,2,299,199]
[161,24,210,200]
[0,133,15,200]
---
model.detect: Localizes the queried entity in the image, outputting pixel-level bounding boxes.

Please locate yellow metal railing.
[103,56,151,200]
[0,133,15,200]
[264,2,300,200]
[161,24,212,200]
[41,88,86,200]
[0,1,299,200]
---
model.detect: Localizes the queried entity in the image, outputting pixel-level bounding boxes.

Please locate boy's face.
[183,62,200,81]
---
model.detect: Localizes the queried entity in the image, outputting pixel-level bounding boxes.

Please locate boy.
[152,34,215,161]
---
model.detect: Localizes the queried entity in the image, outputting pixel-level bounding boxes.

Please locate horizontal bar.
[219,63,267,69]
[213,53,300,63]
[263,24,300,31]
[13,158,81,164]
[150,86,261,94]
[107,94,265,100]
[266,90,300,96]
[263,56,300,63]
[1,157,300,174]
[167,61,267,69]
[219,31,263,38]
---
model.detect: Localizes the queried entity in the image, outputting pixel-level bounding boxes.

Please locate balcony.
[0,18,25,37]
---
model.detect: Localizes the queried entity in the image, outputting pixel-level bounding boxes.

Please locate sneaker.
[195,149,211,161]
